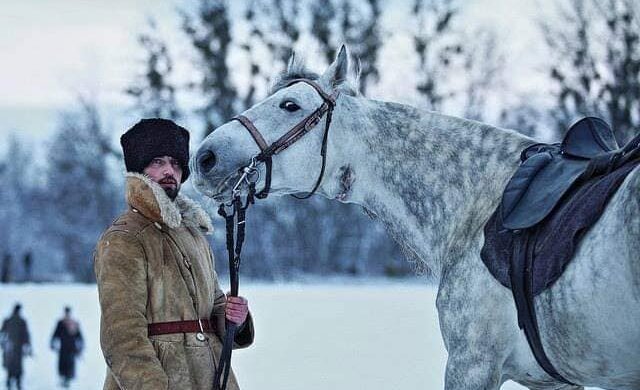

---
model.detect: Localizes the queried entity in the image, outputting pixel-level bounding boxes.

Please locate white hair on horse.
[270,52,361,97]
[192,45,640,389]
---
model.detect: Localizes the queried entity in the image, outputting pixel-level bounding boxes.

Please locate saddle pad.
[481,159,639,296]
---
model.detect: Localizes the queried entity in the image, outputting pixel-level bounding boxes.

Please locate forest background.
[1,0,638,283]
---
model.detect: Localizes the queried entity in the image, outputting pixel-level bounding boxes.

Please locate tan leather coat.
[94,173,253,390]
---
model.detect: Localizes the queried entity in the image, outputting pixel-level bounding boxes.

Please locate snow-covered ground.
[0,282,592,390]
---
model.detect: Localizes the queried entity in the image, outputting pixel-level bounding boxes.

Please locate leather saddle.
[481,116,640,384]
[501,116,637,229]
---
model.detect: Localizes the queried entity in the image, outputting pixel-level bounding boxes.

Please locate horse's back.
[533,164,640,388]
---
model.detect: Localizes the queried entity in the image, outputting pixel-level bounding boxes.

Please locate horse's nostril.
[197,150,217,173]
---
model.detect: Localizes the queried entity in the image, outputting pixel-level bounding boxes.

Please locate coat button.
[196,332,206,341]
[154,222,162,230]
[184,259,191,269]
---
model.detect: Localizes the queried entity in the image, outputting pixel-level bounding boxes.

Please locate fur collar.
[125,172,214,234]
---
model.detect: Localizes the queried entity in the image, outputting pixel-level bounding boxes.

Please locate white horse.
[190,47,640,389]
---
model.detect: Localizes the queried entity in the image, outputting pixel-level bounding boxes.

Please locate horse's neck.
[326,97,533,278]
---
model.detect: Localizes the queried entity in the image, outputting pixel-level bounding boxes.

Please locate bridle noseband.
[231,78,339,200]
[213,78,339,390]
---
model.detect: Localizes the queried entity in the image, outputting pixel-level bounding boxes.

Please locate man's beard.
[164,187,179,200]
[159,177,180,200]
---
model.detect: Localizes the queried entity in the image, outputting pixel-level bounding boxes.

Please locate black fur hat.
[120,118,190,182]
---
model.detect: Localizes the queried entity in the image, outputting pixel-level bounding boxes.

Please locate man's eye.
[279,100,301,112]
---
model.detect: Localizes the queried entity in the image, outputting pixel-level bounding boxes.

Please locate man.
[22,253,32,283]
[50,306,84,388]
[1,254,10,284]
[0,304,31,390]
[94,118,254,390]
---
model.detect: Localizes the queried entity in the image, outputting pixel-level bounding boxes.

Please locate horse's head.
[191,46,354,202]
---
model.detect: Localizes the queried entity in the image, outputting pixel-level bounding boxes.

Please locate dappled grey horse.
[190,46,640,389]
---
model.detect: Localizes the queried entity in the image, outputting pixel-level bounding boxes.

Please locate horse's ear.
[287,52,296,73]
[321,44,349,88]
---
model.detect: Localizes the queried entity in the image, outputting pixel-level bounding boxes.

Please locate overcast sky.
[0,0,547,145]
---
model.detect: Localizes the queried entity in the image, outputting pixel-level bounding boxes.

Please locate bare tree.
[412,0,503,121]
[47,98,121,282]
[311,0,382,94]
[499,99,545,138]
[126,19,181,120]
[181,0,237,136]
[542,0,640,143]
[460,29,503,121]
[412,0,460,111]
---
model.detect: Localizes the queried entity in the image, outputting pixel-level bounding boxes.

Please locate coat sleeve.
[50,321,62,348]
[95,231,168,390]
[76,325,84,353]
[22,319,30,347]
[210,277,255,349]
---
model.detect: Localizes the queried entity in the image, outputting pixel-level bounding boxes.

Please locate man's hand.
[225,294,249,326]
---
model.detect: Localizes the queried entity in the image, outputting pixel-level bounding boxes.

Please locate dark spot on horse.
[335,165,356,201]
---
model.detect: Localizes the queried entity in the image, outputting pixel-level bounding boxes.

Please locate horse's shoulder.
[615,164,640,205]
[624,164,640,188]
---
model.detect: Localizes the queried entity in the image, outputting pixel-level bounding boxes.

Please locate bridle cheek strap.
[233,115,269,151]
[231,79,338,199]
[231,115,273,199]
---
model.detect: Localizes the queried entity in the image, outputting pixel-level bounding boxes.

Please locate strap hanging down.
[231,116,272,200]
[510,231,575,385]
[213,184,255,390]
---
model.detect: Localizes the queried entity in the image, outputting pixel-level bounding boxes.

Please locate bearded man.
[94,118,254,390]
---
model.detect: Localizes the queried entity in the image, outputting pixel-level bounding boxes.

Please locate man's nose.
[163,165,176,177]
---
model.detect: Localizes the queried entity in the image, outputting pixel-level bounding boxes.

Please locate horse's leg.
[437,253,518,390]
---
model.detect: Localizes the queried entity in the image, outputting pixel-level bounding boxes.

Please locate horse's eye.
[279,100,301,112]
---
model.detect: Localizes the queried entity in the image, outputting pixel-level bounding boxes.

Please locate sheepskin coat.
[94,173,254,390]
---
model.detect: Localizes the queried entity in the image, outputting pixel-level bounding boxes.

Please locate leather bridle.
[231,78,339,200]
[213,78,339,390]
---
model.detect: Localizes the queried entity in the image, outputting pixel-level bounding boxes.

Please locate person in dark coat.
[22,253,32,283]
[50,306,83,388]
[0,304,31,390]
[1,254,11,284]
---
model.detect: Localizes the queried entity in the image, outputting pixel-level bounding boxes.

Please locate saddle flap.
[502,152,553,220]
[561,117,619,159]
[502,155,587,229]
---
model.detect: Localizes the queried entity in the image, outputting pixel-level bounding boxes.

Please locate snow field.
[1,282,535,389]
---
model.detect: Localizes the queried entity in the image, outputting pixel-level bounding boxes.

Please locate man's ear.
[320,45,349,89]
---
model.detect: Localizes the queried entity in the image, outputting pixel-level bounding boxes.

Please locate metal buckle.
[196,319,206,341]
[304,111,322,131]
[231,158,259,198]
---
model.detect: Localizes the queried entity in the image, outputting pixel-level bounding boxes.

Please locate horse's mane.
[269,54,361,97]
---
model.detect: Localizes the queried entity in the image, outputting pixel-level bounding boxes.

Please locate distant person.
[22,253,32,283]
[1,254,11,284]
[0,304,31,390]
[50,307,84,388]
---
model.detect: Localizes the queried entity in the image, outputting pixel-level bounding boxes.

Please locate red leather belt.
[148,319,216,336]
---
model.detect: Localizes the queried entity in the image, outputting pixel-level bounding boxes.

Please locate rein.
[213,78,338,390]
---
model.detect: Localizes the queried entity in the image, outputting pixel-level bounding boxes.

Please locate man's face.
[143,156,183,200]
